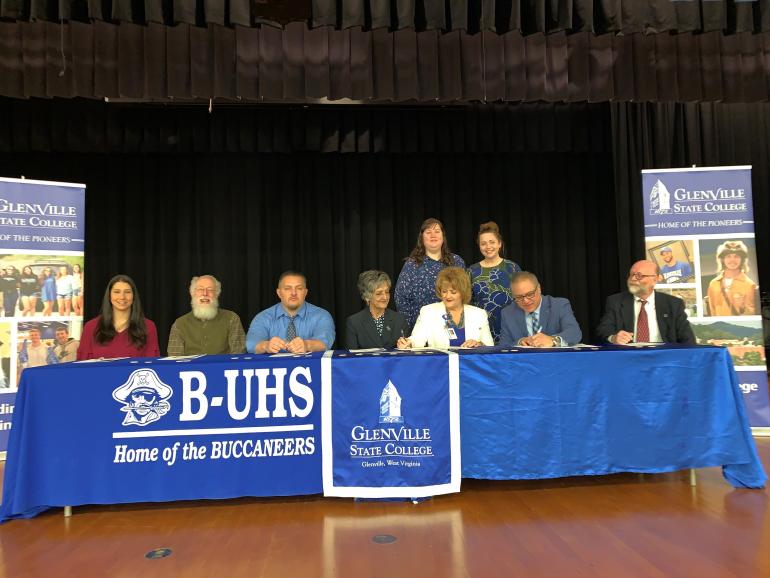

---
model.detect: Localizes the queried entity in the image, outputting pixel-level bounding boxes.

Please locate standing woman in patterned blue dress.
[468,221,522,343]
[394,218,466,330]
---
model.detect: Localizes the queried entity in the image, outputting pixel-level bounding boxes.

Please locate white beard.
[192,298,219,321]
[627,283,642,296]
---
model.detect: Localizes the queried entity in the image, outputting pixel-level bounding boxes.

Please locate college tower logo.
[649,179,672,215]
[112,369,173,426]
[379,380,404,424]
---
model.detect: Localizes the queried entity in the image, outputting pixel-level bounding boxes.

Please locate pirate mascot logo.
[112,369,173,426]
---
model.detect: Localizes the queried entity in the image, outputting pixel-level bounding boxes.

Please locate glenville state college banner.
[322,350,461,498]
[641,166,769,428]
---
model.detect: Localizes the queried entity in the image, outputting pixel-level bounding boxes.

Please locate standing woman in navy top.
[394,218,466,330]
[41,267,56,316]
[77,274,160,360]
[468,221,522,343]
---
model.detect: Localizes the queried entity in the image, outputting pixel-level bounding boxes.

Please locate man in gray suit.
[596,260,695,344]
[499,271,582,347]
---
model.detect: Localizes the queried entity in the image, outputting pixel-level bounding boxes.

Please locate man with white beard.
[596,260,695,345]
[166,275,246,356]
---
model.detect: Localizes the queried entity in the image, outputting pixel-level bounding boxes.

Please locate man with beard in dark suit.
[596,260,695,345]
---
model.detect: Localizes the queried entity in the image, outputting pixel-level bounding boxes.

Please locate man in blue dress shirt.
[246,271,335,353]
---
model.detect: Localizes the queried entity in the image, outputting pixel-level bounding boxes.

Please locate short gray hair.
[189,275,222,296]
[511,271,539,287]
[357,270,391,302]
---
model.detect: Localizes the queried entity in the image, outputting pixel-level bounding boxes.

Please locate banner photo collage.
[641,166,769,428]
[0,177,85,452]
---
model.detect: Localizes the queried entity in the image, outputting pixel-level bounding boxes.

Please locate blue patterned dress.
[468,259,522,343]
[394,254,466,330]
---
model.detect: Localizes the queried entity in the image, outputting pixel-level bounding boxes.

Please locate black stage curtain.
[2,22,770,104]
[1,98,767,351]
[311,0,770,34]
[0,98,618,350]
[1,1,768,35]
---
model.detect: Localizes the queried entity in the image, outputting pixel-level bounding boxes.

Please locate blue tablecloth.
[0,353,325,522]
[459,345,765,488]
[0,345,764,522]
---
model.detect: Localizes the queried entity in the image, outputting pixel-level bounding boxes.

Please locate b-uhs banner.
[0,177,85,455]
[322,350,460,498]
[0,354,322,519]
[641,166,769,428]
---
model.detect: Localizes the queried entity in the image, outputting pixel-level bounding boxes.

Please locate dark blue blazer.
[344,308,407,349]
[595,290,695,344]
[499,295,582,346]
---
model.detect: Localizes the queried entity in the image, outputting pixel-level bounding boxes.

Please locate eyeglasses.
[629,273,657,280]
[513,286,540,303]
[194,287,216,295]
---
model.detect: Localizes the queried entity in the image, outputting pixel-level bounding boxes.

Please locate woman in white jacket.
[397,267,493,349]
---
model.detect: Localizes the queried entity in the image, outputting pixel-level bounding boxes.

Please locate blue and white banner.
[0,178,85,252]
[641,166,769,428]
[0,354,322,520]
[0,176,86,455]
[735,370,770,428]
[322,350,460,498]
[642,168,753,235]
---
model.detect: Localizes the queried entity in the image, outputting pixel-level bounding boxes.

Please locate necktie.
[530,311,540,335]
[286,316,297,341]
[636,299,649,342]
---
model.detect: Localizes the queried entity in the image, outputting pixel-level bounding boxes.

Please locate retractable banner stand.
[641,167,770,430]
[0,177,86,454]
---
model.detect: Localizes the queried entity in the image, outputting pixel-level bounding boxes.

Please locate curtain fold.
[6,21,770,103]
[2,1,770,34]
[0,99,611,154]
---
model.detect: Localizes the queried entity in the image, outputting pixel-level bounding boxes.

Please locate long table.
[0,345,765,522]
[458,345,764,486]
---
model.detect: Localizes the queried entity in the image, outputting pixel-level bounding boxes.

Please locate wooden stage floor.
[0,439,768,578]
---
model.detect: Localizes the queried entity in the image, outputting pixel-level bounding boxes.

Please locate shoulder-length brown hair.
[406,218,455,266]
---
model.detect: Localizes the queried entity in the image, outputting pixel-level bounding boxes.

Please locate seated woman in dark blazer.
[345,270,408,349]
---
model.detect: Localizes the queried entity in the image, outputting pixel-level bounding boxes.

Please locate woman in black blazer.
[345,270,408,349]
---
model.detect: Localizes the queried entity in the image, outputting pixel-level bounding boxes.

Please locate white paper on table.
[348,348,386,353]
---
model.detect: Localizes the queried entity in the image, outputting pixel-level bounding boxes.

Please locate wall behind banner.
[0,177,85,452]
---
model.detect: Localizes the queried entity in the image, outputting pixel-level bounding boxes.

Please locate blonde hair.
[435,267,472,304]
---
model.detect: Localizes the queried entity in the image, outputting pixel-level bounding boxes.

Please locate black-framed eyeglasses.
[513,286,540,303]
[629,273,657,280]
